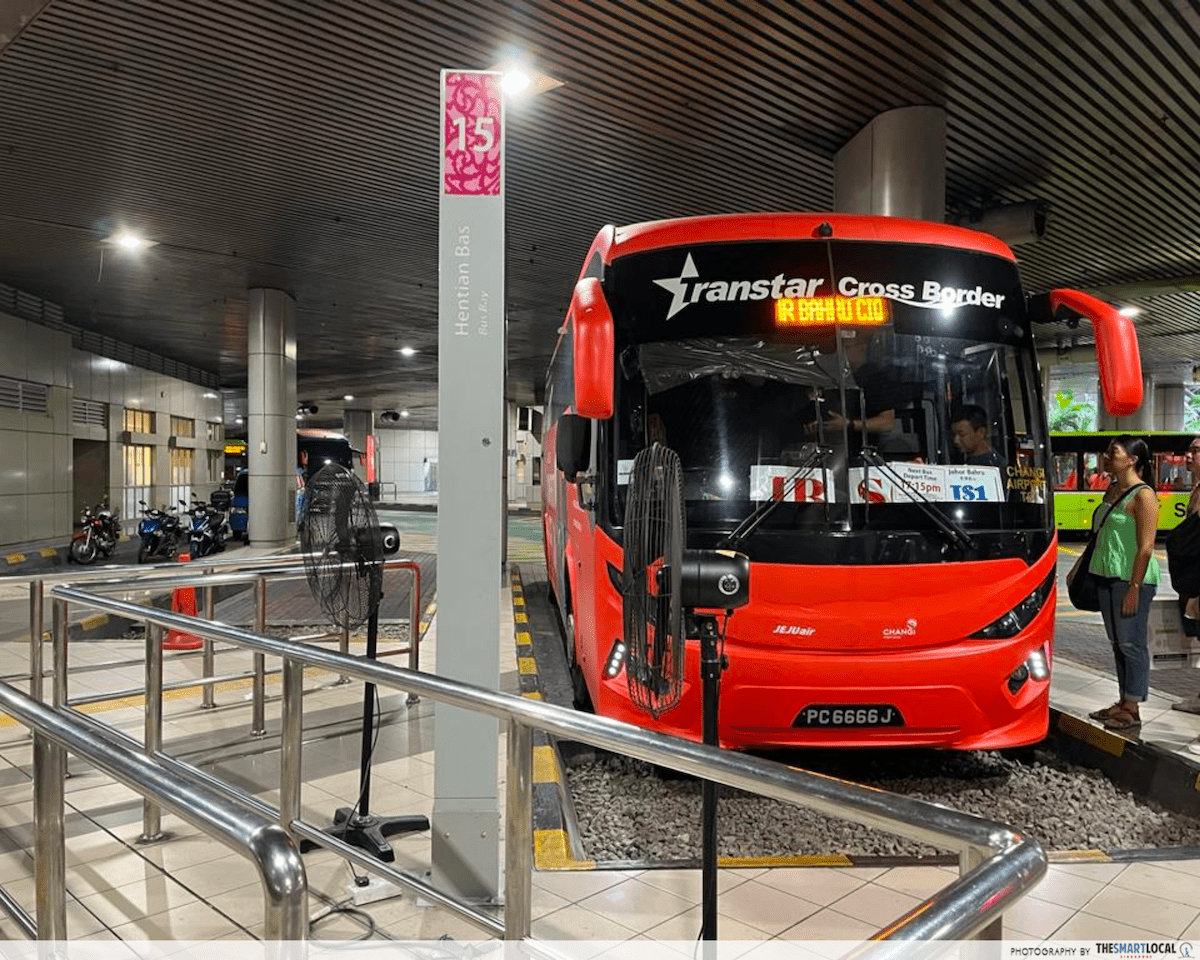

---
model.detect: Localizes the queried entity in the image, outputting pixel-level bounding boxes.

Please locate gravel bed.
[566,749,1200,860]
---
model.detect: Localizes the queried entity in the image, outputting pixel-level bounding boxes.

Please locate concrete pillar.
[1098,374,1155,433]
[246,289,297,548]
[834,106,946,221]
[1154,378,1187,432]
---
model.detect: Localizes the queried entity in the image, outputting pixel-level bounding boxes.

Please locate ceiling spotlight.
[502,70,531,95]
[398,346,416,357]
[105,231,155,251]
[1118,306,1141,317]
[487,61,564,98]
[400,410,410,418]
[344,394,354,401]
[235,417,244,424]
[295,413,303,420]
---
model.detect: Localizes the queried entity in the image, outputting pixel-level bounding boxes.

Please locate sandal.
[1102,708,1141,731]
[1089,702,1123,720]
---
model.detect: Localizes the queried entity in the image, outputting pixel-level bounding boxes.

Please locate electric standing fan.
[622,442,751,942]
[623,443,686,718]
[300,463,428,861]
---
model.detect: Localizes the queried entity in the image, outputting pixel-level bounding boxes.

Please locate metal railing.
[33,572,1047,949]
[12,553,423,723]
[0,680,308,940]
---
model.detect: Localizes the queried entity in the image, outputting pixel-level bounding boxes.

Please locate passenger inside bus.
[1087,459,1111,489]
[950,404,1007,468]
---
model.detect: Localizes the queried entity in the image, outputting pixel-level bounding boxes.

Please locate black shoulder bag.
[1068,484,1144,612]
[1166,507,1200,598]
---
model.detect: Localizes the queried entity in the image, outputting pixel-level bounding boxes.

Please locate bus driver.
[802,333,900,444]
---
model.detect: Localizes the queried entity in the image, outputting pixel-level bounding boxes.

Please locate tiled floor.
[2,563,1200,944]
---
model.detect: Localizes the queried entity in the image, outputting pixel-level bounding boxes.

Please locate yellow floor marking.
[1056,713,1125,757]
[533,745,560,784]
[518,657,538,675]
[534,829,594,870]
[1048,849,1111,862]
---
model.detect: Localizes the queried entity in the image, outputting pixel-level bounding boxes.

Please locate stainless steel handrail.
[0,680,308,940]
[18,555,423,721]
[49,582,1047,947]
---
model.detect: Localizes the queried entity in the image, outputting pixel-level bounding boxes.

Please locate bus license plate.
[795,704,904,728]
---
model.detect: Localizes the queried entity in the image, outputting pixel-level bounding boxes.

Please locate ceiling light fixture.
[398,346,416,357]
[1118,306,1141,318]
[344,394,354,401]
[502,70,531,95]
[487,60,564,98]
[400,410,410,418]
[104,231,156,251]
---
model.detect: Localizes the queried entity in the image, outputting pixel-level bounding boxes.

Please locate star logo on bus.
[653,253,700,319]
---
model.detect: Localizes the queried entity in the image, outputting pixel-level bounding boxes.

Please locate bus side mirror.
[1045,289,1143,416]
[555,414,591,483]
[572,277,614,419]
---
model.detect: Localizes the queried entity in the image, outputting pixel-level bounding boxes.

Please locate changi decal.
[1006,463,1048,503]
[653,252,1007,320]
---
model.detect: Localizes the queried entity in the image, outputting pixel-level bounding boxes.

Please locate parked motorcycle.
[184,497,230,558]
[68,498,121,565]
[136,501,183,564]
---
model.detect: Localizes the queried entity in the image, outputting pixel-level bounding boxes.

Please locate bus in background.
[1051,431,1192,535]
[227,429,355,540]
[543,212,1143,751]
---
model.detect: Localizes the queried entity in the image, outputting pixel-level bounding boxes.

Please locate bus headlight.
[1028,645,1050,681]
[970,571,1055,640]
[604,640,627,679]
[1008,646,1050,694]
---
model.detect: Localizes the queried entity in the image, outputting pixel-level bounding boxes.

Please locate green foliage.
[1049,390,1096,432]
[1186,387,1200,432]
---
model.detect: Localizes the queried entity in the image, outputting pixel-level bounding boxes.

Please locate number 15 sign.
[442,71,503,196]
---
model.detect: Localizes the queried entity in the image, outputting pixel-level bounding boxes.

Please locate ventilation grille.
[0,377,49,414]
[72,398,108,427]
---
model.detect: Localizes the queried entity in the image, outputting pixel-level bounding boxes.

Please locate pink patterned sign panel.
[443,72,502,196]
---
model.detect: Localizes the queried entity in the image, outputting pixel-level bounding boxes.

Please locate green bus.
[1050,431,1193,535]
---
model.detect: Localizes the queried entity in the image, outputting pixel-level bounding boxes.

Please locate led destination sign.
[774,295,889,327]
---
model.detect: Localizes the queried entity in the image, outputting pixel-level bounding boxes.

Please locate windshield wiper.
[859,447,976,552]
[718,443,830,551]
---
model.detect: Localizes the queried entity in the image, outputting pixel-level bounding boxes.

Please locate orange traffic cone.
[164,552,204,651]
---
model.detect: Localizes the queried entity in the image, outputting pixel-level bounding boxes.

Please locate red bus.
[542,213,1142,750]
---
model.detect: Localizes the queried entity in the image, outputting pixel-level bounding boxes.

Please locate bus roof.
[587,213,1017,274]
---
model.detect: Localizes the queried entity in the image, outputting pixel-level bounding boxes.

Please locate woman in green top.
[1068,435,1160,731]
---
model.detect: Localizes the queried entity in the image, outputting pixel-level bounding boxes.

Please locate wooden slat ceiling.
[0,0,1197,428]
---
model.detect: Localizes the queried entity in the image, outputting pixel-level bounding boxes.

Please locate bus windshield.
[606,238,1050,556]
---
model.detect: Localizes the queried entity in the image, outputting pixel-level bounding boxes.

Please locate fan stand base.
[302,808,431,863]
